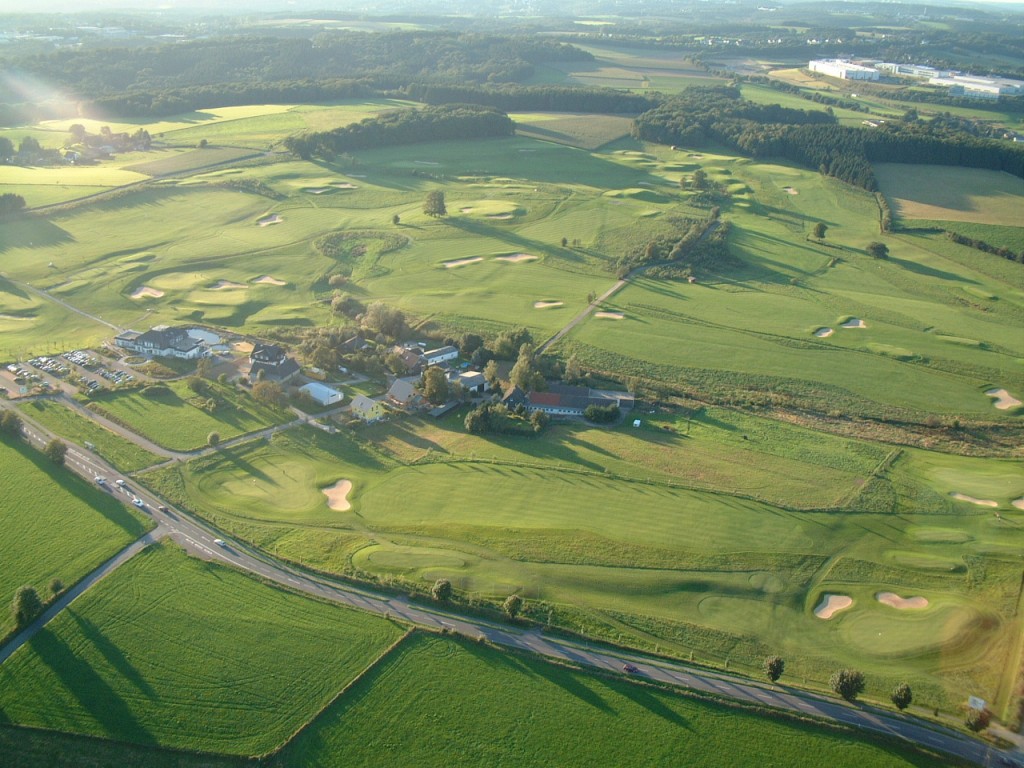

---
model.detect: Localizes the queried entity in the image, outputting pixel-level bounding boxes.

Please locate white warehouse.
[808,59,880,81]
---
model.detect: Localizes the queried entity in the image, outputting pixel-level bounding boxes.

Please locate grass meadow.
[86,380,291,451]
[16,399,163,472]
[875,164,1024,226]
[0,435,151,637]
[0,542,405,755]
[274,632,940,768]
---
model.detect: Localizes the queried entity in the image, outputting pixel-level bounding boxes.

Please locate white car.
[131,497,145,509]
[115,479,126,487]
[95,476,107,485]
[214,539,226,547]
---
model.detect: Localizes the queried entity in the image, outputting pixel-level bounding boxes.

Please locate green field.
[275,632,939,768]
[86,380,291,451]
[875,164,1024,226]
[0,435,151,637]
[0,543,405,755]
[17,399,163,472]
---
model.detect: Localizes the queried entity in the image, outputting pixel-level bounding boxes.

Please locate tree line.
[283,104,514,159]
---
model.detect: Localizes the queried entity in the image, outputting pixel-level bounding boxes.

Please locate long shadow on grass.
[0,215,76,253]
[28,625,156,745]
[598,677,692,729]
[0,436,149,536]
[889,256,976,284]
[212,443,276,484]
[67,612,158,700]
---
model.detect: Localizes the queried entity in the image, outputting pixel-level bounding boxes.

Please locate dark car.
[622,663,640,674]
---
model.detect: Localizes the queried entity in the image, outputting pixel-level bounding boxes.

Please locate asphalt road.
[1,403,1012,767]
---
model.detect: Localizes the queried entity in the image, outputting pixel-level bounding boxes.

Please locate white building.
[808,59,880,81]
[299,382,344,406]
[114,326,206,360]
[423,345,459,366]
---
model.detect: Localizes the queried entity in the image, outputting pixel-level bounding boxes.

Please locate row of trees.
[406,83,658,115]
[284,104,515,159]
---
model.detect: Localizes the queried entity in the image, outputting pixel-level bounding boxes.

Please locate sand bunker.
[486,214,514,220]
[252,275,287,286]
[814,327,834,338]
[595,311,625,320]
[414,160,440,166]
[443,257,483,268]
[496,254,537,263]
[211,280,247,291]
[534,301,564,309]
[950,492,998,508]
[783,186,799,195]
[460,207,474,213]
[876,592,929,610]
[130,286,164,299]
[322,480,353,511]
[257,214,283,227]
[306,188,331,194]
[841,318,867,329]
[814,594,853,619]
[985,388,1022,410]
[1012,497,1024,511]
[334,183,357,189]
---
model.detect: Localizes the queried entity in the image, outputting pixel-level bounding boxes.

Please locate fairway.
[275,632,937,768]
[0,435,151,637]
[0,543,405,755]
[875,164,1024,225]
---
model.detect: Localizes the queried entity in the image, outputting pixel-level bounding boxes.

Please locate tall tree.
[763,656,785,684]
[890,683,912,711]
[43,439,67,467]
[812,222,827,239]
[421,366,449,405]
[866,241,889,259]
[0,410,22,436]
[431,578,453,602]
[829,669,866,701]
[12,585,43,628]
[423,190,447,218]
[503,593,523,619]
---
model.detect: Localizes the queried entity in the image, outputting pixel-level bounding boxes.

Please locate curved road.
[0,403,1010,767]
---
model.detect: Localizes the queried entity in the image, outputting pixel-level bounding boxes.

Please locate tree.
[561,237,568,247]
[458,333,484,357]
[12,585,43,628]
[18,136,41,157]
[421,366,449,405]
[0,193,26,216]
[692,169,708,190]
[503,593,523,619]
[483,359,501,389]
[829,669,866,701]
[509,344,543,391]
[563,354,583,384]
[965,707,991,733]
[423,190,447,217]
[0,410,22,437]
[812,222,827,239]
[866,241,889,259]
[252,380,285,408]
[196,356,215,379]
[208,431,220,448]
[392,213,401,225]
[44,439,67,467]
[49,579,64,598]
[763,656,785,684]
[890,682,912,711]
[363,301,405,338]
[431,578,453,602]
[0,136,13,160]
[188,376,208,394]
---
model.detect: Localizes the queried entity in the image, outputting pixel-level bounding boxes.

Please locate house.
[249,343,300,383]
[340,335,372,353]
[525,384,635,417]
[501,386,529,410]
[299,382,344,407]
[114,326,206,360]
[389,346,424,375]
[387,377,422,408]
[350,394,387,422]
[423,345,459,366]
[457,371,489,395]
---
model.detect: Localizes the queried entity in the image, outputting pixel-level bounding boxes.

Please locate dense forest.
[634,87,1024,190]
[405,84,658,114]
[283,104,515,158]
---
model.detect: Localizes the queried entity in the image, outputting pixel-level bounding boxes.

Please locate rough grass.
[16,399,163,472]
[86,380,291,451]
[513,113,634,150]
[0,436,151,637]
[875,164,1024,226]
[274,632,939,768]
[0,542,405,756]
[123,147,259,177]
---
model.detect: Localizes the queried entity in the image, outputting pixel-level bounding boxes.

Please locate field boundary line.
[256,627,414,760]
[836,447,903,510]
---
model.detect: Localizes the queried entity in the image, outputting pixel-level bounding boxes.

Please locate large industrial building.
[808,59,880,81]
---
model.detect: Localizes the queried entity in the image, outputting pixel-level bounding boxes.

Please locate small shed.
[300,382,344,406]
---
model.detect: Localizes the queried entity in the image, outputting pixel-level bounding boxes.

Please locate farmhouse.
[350,394,387,422]
[387,377,423,408]
[249,343,300,383]
[423,345,459,366]
[388,345,424,375]
[526,384,635,417]
[501,386,529,410]
[299,382,344,407]
[114,326,206,360]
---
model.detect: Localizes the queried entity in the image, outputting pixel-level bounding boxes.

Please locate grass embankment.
[0,436,151,637]
[275,632,943,768]
[17,399,162,472]
[0,543,405,755]
[85,380,291,452]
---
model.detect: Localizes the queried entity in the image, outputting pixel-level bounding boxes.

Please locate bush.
[584,403,620,423]
[12,585,43,628]
[0,409,22,437]
[965,708,991,732]
[43,439,67,466]
[431,579,453,602]
[829,668,865,701]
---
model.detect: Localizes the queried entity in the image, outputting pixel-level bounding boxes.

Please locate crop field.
[875,164,1024,226]
[513,112,634,150]
[274,632,937,768]
[0,543,405,755]
[16,399,163,472]
[0,435,151,637]
[122,147,260,177]
[86,379,291,451]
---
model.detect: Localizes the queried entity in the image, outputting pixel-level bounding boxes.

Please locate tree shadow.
[600,677,692,729]
[67,612,157,700]
[0,215,75,253]
[889,256,976,284]
[28,625,155,744]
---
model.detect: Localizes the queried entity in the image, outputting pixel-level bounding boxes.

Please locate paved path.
[12,279,124,333]
[0,402,1009,766]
